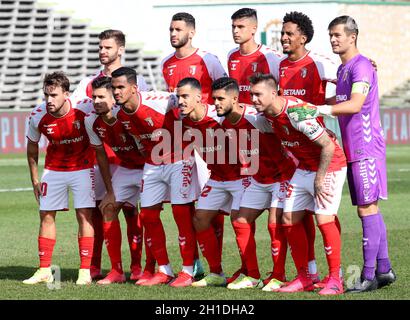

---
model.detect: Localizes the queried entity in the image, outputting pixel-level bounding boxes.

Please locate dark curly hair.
[283,11,314,44]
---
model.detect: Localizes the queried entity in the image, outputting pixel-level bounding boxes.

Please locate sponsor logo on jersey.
[336,94,348,102]
[283,89,306,96]
[300,67,307,78]
[96,127,106,138]
[239,85,251,92]
[282,140,300,148]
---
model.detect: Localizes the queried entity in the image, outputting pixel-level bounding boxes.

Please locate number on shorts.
[286,184,294,199]
[41,182,48,197]
[200,185,212,198]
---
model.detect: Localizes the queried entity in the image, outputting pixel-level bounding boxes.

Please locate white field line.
[0,188,32,193]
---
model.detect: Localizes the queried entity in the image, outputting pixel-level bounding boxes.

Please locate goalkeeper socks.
[38,236,56,268]
[376,212,392,274]
[361,214,381,280]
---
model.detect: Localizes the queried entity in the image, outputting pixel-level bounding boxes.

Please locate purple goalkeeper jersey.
[336,54,386,162]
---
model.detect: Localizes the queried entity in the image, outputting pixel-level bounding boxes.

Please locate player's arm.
[27,140,41,204]
[94,145,116,211]
[287,82,369,121]
[313,132,335,209]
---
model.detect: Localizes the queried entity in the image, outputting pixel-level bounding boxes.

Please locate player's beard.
[100,53,118,66]
[171,34,189,49]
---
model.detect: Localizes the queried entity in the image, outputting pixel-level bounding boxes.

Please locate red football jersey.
[278,51,337,106]
[221,105,296,184]
[161,49,227,104]
[116,91,185,165]
[228,45,283,104]
[27,98,95,171]
[182,104,242,182]
[264,97,346,172]
[85,104,145,170]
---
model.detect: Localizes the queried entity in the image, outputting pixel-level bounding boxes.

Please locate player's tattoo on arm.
[313,133,335,208]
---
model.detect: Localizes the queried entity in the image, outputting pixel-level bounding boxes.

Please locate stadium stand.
[380,80,410,109]
[0,0,165,109]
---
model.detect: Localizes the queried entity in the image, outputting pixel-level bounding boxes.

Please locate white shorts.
[284,168,347,216]
[112,166,143,207]
[197,177,251,212]
[94,164,118,201]
[140,158,200,207]
[240,177,289,210]
[39,168,96,211]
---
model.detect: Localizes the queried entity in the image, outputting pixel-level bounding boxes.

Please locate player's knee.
[192,212,210,232]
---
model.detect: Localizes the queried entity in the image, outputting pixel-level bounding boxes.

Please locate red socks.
[283,222,308,276]
[91,208,104,270]
[267,223,287,280]
[124,211,143,271]
[196,227,222,274]
[303,212,316,263]
[318,221,341,279]
[78,237,94,269]
[172,204,196,266]
[38,236,56,268]
[140,208,169,266]
[211,213,225,258]
[143,231,156,273]
[232,221,260,279]
[103,220,123,272]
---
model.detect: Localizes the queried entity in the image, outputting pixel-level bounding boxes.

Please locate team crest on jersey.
[145,117,154,127]
[189,65,197,75]
[73,120,81,130]
[282,125,290,135]
[251,62,258,73]
[280,68,286,78]
[300,68,307,78]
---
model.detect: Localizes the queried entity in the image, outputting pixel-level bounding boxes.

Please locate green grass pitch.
[0,146,409,300]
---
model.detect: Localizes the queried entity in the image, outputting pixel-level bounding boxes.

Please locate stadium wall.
[1,108,409,154]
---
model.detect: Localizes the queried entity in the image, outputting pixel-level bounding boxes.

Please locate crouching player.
[250,73,346,295]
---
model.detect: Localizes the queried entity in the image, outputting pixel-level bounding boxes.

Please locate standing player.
[70,29,150,280]
[23,72,110,285]
[84,77,149,284]
[278,11,342,284]
[287,16,395,292]
[71,29,149,104]
[162,12,227,104]
[250,73,346,295]
[228,8,282,105]
[112,67,201,287]
[162,12,227,277]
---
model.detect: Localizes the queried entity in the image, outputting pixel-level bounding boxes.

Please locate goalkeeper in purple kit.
[287,15,395,293]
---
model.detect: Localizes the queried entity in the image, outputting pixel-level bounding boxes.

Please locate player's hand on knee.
[99,191,116,213]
